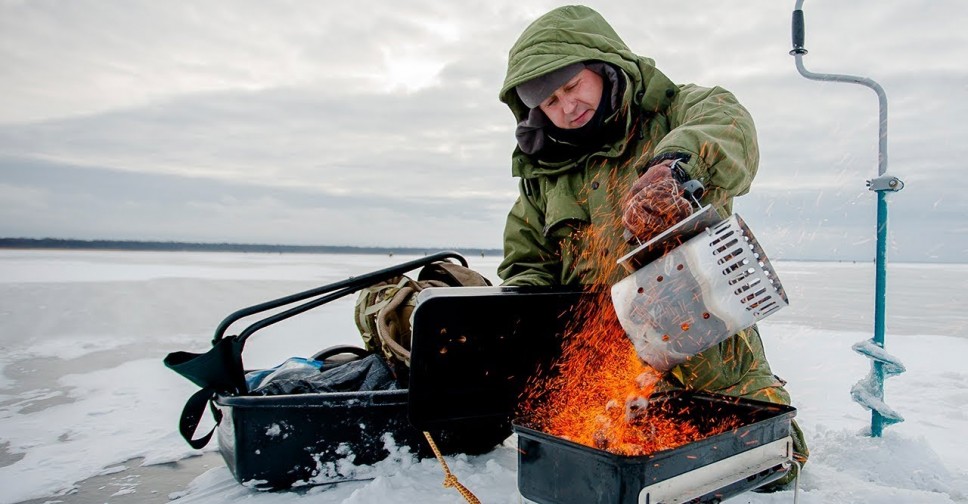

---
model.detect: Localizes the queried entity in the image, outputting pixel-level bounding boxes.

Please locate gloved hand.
[622,161,693,243]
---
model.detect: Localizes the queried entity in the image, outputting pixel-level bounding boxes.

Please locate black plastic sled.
[163,252,511,488]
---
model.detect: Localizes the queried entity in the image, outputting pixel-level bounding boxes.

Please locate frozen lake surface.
[1,250,966,503]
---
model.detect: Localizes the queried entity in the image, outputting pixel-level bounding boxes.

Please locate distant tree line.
[0,237,502,257]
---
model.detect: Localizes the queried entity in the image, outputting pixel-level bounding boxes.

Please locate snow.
[1,250,967,503]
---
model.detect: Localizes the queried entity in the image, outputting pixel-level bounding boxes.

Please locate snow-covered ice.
[1,250,967,503]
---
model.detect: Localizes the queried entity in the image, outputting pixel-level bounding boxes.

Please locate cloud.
[0,0,965,262]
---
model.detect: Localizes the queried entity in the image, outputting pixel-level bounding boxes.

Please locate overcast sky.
[1,0,965,263]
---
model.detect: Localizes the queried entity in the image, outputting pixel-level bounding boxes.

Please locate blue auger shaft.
[872,191,889,436]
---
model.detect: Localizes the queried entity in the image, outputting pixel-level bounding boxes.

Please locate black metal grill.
[514,392,796,504]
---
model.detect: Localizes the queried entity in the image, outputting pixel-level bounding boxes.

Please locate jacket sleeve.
[498,180,561,286]
[652,85,759,215]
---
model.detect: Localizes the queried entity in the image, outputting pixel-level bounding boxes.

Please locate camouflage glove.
[621,162,693,243]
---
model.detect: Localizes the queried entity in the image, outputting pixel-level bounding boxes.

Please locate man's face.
[538,69,604,130]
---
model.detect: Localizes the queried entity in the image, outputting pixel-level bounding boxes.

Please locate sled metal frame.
[211,251,467,345]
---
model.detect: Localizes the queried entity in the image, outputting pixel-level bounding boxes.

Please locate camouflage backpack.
[354,261,491,385]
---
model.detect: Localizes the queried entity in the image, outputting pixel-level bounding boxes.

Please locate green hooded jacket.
[495,5,807,467]
[496,5,789,402]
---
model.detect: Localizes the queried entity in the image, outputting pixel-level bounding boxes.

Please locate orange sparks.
[517,173,737,456]
[517,291,735,456]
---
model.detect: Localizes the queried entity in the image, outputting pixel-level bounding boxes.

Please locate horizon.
[3,236,965,265]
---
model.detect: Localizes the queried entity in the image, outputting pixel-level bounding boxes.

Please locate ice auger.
[791,0,906,437]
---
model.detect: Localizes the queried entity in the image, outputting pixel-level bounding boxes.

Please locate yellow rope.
[422,431,481,504]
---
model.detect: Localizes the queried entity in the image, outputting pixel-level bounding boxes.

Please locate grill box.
[514,392,796,504]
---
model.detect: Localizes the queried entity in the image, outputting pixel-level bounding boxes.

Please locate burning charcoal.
[625,394,650,423]
[605,398,620,412]
[594,414,612,430]
[635,370,661,390]
[618,443,647,457]
[593,414,613,450]
[593,429,609,450]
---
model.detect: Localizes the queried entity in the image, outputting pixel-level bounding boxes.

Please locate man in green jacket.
[497,5,808,483]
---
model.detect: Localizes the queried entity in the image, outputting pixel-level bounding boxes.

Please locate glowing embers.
[585,395,741,457]
[514,391,798,504]
[517,289,738,456]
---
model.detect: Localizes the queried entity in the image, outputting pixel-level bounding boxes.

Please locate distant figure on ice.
[495,5,807,486]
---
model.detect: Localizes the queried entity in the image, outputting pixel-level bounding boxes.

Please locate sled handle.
[212,251,467,343]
